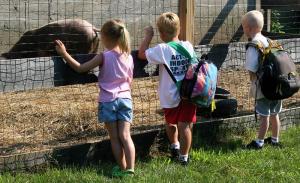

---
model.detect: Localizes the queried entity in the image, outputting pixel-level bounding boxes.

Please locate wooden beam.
[255,0,261,10]
[263,8,271,32]
[179,0,195,44]
[261,0,300,10]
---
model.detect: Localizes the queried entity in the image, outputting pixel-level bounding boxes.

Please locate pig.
[0,19,155,86]
[1,19,100,86]
[1,19,100,59]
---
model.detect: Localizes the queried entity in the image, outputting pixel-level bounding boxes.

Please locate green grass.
[1,126,300,183]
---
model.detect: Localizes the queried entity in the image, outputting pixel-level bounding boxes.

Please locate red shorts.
[163,100,197,125]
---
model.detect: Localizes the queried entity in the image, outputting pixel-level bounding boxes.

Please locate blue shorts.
[98,98,133,123]
[256,98,282,116]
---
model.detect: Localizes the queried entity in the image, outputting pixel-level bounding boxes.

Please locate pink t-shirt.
[98,50,133,102]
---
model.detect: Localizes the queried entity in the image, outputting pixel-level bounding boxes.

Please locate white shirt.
[145,41,195,108]
[244,33,269,99]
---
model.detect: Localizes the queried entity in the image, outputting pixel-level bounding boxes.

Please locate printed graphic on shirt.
[170,54,189,75]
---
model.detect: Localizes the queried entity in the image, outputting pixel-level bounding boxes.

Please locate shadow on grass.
[193,138,244,153]
[2,124,255,177]
[42,129,169,178]
[192,121,256,153]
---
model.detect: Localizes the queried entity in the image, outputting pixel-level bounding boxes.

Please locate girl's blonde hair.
[156,12,180,39]
[242,10,264,31]
[100,19,131,54]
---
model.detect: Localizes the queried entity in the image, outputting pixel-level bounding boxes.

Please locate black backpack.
[246,39,300,100]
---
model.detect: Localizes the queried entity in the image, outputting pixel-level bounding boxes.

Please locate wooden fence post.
[179,0,195,44]
[255,0,261,10]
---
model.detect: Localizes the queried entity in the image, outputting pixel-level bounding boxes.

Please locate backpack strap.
[247,38,283,55]
[163,64,177,84]
[167,41,193,60]
[163,41,195,84]
[246,39,277,66]
[246,40,265,53]
[246,40,266,124]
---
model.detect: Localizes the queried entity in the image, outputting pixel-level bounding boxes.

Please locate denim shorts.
[256,98,282,116]
[98,98,133,123]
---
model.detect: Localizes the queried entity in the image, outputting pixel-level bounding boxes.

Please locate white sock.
[170,142,180,149]
[271,137,279,143]
[179,154,188,161]
[256,139,264,147]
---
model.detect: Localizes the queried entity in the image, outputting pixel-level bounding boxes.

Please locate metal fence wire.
[0,0,299,171]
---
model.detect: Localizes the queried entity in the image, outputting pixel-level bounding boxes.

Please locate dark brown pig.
[2,19,100,59]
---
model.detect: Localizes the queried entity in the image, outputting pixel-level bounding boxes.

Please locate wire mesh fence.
[0,0,177,158]
[194,0,300,44]
[0,0,299,171]
[195,0,251,45]
[0,0,179,52]
[195,39,300,116]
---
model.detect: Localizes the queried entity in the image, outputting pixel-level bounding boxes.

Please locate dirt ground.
[1,67,300,156]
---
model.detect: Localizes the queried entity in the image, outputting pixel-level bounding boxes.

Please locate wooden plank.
[255,0,261,10]
[266,9,271,32]
[178,0,195,44]
[261,0,300,10]
[0,150,52,172]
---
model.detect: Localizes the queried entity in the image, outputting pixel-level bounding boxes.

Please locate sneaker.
[264,137,283,148]
[178,157,189,166]
[124,169,135,176]
[111,166,134,178]
[112,166,122,177]
[170,148,180,160]
[246,140,263,150]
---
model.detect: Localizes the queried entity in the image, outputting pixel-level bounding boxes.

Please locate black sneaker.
[178,157,189,166]
[246,140,263,150]
[264,137,283,148]
[170,148,180,160]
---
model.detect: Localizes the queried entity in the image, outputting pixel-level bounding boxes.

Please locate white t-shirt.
[145,41,195,108]
[244,33,269,99]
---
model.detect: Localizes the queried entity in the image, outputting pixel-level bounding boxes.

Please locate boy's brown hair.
[156,12,180,39]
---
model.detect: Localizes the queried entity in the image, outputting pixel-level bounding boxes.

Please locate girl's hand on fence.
[54,40,67,56]
[144,26,154,39]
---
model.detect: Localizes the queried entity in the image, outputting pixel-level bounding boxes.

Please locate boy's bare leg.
[105,123,126,170]
[178,122,193,155]
[258,115,269,140]
[118,121,135,170]
[270,114,280,138]
[166,124,179,144]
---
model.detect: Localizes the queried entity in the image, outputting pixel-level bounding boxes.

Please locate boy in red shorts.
[138,12,197,165]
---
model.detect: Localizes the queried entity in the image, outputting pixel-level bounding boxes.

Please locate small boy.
[242,10,282,149]
[138,12,197,165]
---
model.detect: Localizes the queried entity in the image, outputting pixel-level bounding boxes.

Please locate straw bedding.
[1,67,299,156]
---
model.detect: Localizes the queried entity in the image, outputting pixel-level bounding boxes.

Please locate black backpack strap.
[163,64,177,84]
[246,40,265,53]
[164,42,192,84]
[246,40,265,124]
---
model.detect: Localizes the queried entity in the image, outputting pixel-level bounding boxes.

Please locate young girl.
[55,19,135,177]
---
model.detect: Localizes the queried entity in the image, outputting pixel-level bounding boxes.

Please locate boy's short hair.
[242,10,264,31]
[156,12,180,38]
